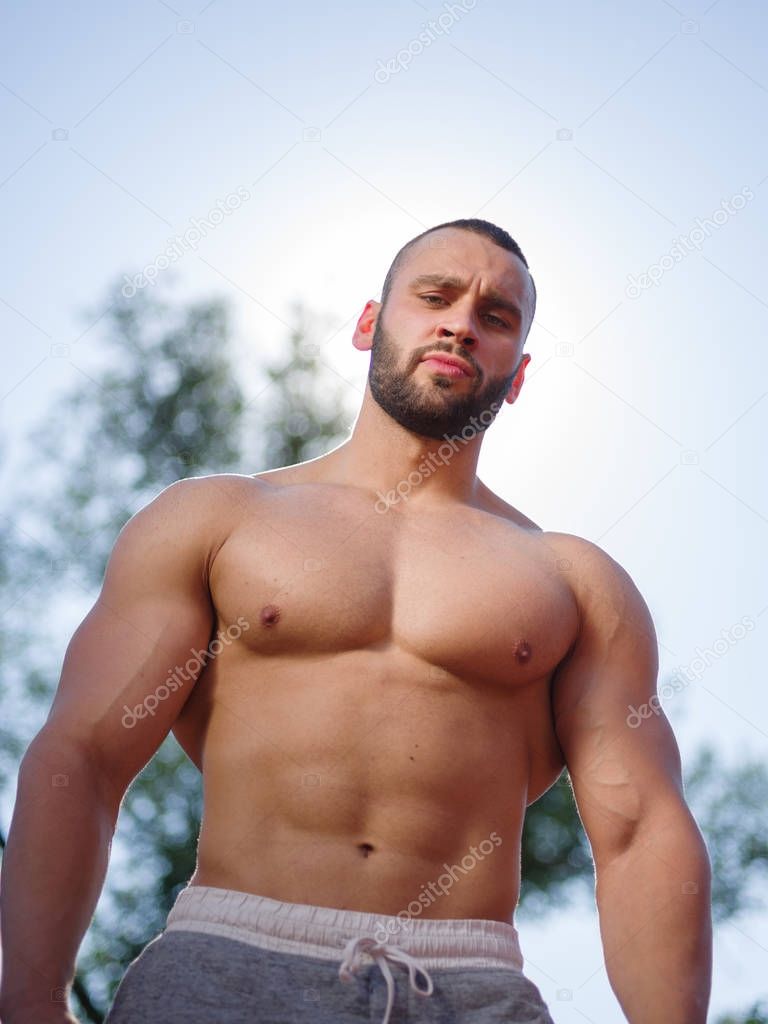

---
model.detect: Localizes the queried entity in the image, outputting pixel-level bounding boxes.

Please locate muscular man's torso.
[173,463,581,927]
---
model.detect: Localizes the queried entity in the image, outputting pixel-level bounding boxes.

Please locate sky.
[2,0,767,1018]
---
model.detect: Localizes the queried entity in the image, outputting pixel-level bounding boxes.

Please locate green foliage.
[684,744,768,922]
[0,499,54,790]
[22,281,246,587]
[3,277,354,1021]
[2,276,767,1022]
[259,300,352,469]
[76,742,203,1013]
[715,1000,768,1024]
[521,741,768,924]
[521,769,593,912]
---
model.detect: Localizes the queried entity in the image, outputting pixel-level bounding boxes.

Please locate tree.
[521,740,768,924]
[3,277,354,1020]
[685,744,768,922]
[520,768,593,913]
[1,276,766,1019]
[21,280,246,587]
[715,1001,768,1024]
[259,299,354,469]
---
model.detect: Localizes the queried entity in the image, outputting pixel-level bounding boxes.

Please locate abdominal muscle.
[180,645,558,927]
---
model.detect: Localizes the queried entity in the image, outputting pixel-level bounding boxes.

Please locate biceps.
[567,710,686,862]
[46,590,213,794]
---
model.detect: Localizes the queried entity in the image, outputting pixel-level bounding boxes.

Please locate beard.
[367,313,521,441]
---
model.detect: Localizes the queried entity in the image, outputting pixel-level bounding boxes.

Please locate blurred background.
[1,0,767,1020]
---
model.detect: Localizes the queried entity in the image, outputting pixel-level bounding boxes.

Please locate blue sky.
[2,0,767,1018]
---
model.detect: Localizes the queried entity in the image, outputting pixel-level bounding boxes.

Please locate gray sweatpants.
[103,884,556,1023]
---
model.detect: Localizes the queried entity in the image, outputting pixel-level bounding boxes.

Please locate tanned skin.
[0,228,711,1023]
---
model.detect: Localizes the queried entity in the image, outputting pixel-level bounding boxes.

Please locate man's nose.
[436,316,477,347]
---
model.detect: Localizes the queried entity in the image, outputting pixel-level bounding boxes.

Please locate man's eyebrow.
[407,273,523,319]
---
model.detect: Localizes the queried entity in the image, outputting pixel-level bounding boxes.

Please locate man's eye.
[421,295,507,329]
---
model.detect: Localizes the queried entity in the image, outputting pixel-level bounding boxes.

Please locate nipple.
[260,604,281,627]
[514,639,532,664]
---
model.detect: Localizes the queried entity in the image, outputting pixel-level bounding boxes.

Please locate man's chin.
[390,409,476,441]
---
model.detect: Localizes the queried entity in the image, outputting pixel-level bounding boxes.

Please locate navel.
[514,639,532,664]
[260,604,281,627]
[358,842,375,858]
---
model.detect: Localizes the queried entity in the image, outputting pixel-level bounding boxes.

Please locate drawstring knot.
[339,934,434,1024]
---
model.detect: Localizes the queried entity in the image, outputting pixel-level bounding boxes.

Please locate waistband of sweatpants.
[164,884,525,971]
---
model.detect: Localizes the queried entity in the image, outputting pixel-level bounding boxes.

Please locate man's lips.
[419,353,474,378]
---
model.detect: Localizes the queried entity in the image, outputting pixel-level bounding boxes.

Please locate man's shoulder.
[126,473,270,546]
[135,472,267,516]
[122,474,273,585]
[473,486,612,563]
[541,531,655,642]
[541,530,641,584]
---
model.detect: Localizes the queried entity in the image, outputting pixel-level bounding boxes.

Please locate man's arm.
[550,536,712,1024]
[0,478,220,1023]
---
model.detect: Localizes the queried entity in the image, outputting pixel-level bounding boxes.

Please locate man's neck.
[319,395,485,509]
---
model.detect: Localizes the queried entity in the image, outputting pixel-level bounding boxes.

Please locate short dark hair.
[380,218,536,330]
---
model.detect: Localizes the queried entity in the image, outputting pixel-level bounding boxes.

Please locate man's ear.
[503,352,532,405]
[352,300,381,353]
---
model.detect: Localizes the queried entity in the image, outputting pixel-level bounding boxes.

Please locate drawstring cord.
[339,934,435,1024]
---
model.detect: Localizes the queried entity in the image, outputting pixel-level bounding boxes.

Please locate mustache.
[410,343,479,378]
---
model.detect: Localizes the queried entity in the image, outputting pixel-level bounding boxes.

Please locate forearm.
[0,730,119,1022]
[595,809,712,1024]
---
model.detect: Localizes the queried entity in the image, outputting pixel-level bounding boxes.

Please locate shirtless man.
[0,218,711,1024]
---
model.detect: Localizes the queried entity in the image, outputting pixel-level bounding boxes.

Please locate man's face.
[364,228,533,441]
